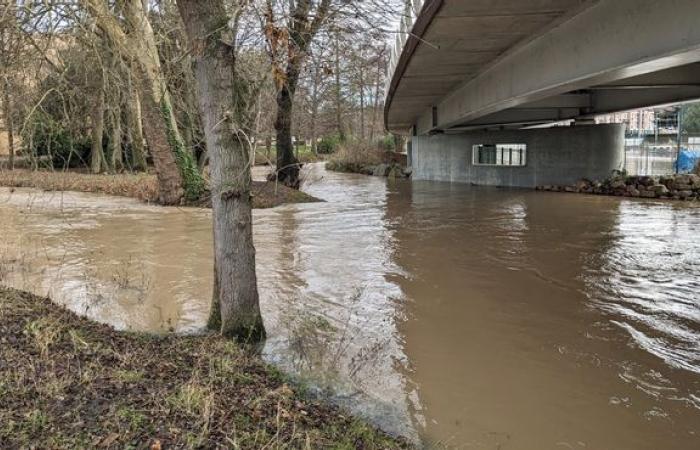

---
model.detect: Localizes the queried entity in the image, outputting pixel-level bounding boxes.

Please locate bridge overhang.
[385,0,700,135]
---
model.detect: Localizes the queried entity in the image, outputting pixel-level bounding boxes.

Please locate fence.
[624,141,700,176]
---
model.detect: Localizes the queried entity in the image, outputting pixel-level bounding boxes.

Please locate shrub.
[376,134,396,152]
[317,134,342,154]
[23,112,92,169]
[326,141,383,173]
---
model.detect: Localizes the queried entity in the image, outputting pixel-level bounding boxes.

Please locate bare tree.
[80,0,203,204]
[177,0,265,341]
[263,0,331,188]
[90,70,107,173]
[125,68,147,171]
[0,0,19,169]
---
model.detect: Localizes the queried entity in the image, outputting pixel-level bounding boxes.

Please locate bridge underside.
[386,0,700,135]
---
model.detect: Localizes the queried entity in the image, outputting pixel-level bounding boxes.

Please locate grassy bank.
[0,169,319,209]
[0,287,407,449]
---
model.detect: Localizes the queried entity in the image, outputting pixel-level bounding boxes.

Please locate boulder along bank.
[537,173,700,201]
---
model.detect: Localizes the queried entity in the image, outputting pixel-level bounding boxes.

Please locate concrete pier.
[412,124,625,187]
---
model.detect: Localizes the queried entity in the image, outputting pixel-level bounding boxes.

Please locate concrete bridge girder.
[386,0,700,134]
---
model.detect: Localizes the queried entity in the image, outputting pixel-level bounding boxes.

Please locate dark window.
[472,144,527,167]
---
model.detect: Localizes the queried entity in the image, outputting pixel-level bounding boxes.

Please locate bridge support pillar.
[412,124,625,188]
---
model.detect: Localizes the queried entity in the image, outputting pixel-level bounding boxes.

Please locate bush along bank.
[325,160,412,179]
[325,143,412,179]
[537,173,700,201]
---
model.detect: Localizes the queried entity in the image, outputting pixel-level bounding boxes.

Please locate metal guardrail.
[385,0,424,101]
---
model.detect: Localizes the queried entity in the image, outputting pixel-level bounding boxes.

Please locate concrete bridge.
[385,0,700,186]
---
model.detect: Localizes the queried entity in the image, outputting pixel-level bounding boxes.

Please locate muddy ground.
[0,169,320,209]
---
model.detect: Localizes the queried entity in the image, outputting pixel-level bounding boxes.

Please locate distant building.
[596,109,657,135]
[596,107,680,137]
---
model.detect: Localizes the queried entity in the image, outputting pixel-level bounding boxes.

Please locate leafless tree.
[80,0,203,203]
[177,0,265,341]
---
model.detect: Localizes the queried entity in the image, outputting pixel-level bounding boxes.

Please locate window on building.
[472,144,527,167]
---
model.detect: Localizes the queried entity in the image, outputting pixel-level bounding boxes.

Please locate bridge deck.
[386,0,700,135]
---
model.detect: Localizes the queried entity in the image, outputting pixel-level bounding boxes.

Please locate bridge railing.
[385,0,424,102]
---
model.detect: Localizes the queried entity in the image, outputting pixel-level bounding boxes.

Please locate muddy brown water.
[1,163,699,449]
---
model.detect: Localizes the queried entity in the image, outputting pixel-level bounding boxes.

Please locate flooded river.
[1,164,699,449]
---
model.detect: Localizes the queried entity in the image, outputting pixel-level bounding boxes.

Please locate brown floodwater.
[1,163,699,449]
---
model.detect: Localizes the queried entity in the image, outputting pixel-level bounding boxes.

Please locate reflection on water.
[590,203,700,373]
[1,164,699,448]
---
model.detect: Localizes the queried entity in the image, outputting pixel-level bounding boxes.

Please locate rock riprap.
[537,173,700,201]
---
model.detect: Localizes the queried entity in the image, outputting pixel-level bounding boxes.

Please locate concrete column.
[412,124,625,187]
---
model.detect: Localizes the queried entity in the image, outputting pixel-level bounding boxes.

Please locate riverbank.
[0,169,320,209]
[325,145,411,179]
[0,286,407,449]
[538,173,700,200]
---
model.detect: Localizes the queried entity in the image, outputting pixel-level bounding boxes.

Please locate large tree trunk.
[91,85,106,174]
[137,77,186,203]
[121,0,201,202]
[266,0,330,187]
[178,0,265,341]
[274,79,300,188]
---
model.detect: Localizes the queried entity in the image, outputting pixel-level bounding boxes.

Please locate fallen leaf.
[100,433,119,447]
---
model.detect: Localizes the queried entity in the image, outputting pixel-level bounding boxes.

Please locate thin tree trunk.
[370,52,382,143]
[178,0,265,341]
[265,135,272,162]
[334,32,344,140]
[310,63,319,154]
[359,66,365,141]
[91,86,106,174]
[2,78,14,170]
[126,79,147,171]
[110,106,124,172]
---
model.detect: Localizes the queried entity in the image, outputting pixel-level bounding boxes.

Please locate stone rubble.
[537,173,700,201]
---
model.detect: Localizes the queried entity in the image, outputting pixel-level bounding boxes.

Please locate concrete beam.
[589,86,700,116]
[415,0,700,134]
[513,94,591,110]
[448,107,582,130]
